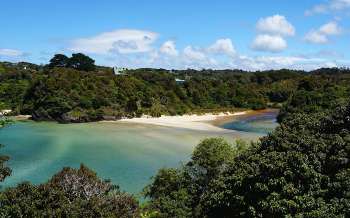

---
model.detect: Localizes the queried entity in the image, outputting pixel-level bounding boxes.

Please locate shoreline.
[102,110,252,132]
[11,109,278,132]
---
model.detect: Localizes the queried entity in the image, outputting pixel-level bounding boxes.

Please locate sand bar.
[107,111,251,132]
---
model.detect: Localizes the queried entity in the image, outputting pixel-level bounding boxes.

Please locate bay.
[0,110,277,193]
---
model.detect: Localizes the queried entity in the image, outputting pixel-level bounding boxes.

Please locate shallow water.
[220,109,279,134]
[0,111,277,193]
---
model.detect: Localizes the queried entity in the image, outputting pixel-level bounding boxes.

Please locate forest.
[1,53,349,123]
[0,54,350,217]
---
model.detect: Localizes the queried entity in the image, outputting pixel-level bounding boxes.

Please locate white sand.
[113,111,249,132]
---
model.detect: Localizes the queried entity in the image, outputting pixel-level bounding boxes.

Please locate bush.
[0,165,140,217]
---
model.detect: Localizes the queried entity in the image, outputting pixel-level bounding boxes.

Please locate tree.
[68,53,96,71]
[0,63,5,74]
[145,97,350,217]
[202,102,350,217]
[48,54,70,68]
[144,138,237,217]
[0,119,11,185]
[0,164,140,217]
[0,144,10,184]
[48,53,96,71]
[189,138,235,180]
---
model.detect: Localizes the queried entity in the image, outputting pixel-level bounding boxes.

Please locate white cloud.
[103,48,349,71]
[324,61,338,68]
[305,0,350,15]
[256,15,295,36]
[91,34,348,71]
[331,0,350,10]
[305,5,328,16]
[234,55,342,71]
[159,40,178,56]
[305,30,328,44]
[314,50,344,58]
[255,56,305,66]
[251,34,287,52]
[0,48,24,57]
[304,21,342,44]
[319,21,342,35]
[70,29,158,54]
[183,46,207,61]
[251,15,294,53]
[208,38,236,56]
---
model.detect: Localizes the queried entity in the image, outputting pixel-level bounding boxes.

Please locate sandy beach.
[109,111,251,132]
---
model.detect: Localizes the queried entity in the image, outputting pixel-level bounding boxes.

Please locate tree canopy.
[48,54,70,68]
[49,53,96,71]
[0,119,11,185]
[145,97,350,217]
[1,56,349,123]
[0,165,139,217]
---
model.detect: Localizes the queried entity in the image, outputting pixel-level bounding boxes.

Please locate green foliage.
[48,54,70,68]
[4,58,343,122]
[2,57,350,123]
[201,102,350,217]
[0,144,11,184]
[0,116,13,128]
[278,78,349,122]
[0,69,31,112]
[145,90,350,217]
[144,168,193,218]
[69,53,96,71]
[0,164,139,217]
[144,138,239,217]
[191,138,235,179]
[1,59,350,216]
[0,118,11,185]
[0,64,5,74]
[49,53,96,71]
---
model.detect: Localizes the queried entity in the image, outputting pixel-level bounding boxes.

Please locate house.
[175,78,186,84]
[113,67,128,75]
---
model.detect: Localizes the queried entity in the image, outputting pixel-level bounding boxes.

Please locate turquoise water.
[0,111,277,194]
[220,110,279,134]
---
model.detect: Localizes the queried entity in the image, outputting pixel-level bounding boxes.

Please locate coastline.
[12,115,32,121]
[211,108,280,126]
[102,111,252,132]
[10,109,279,133]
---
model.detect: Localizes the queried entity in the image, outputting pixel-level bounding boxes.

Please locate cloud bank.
[63,25,350,71]
[305,0,350,15]
[0,49,24,57]
[69,29,158,54]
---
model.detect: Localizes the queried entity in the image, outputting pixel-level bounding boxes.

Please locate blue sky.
[0,0,350,70]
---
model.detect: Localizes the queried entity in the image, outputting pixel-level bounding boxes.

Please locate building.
[113,67,128,75]
[175,78,186,84]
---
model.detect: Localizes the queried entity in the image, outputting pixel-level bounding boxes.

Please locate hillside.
[1,54,349,123]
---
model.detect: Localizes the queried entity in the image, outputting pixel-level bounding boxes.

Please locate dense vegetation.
[1,56,350,217]
[144,80,350,217]
[1,54,349,123]
[0,165,139,217]
[0,118,11,184]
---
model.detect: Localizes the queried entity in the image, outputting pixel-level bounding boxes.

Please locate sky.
[1,0,350,71]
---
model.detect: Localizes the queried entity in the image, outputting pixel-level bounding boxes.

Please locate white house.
[113,67,128,75]
[175,78,185,84]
